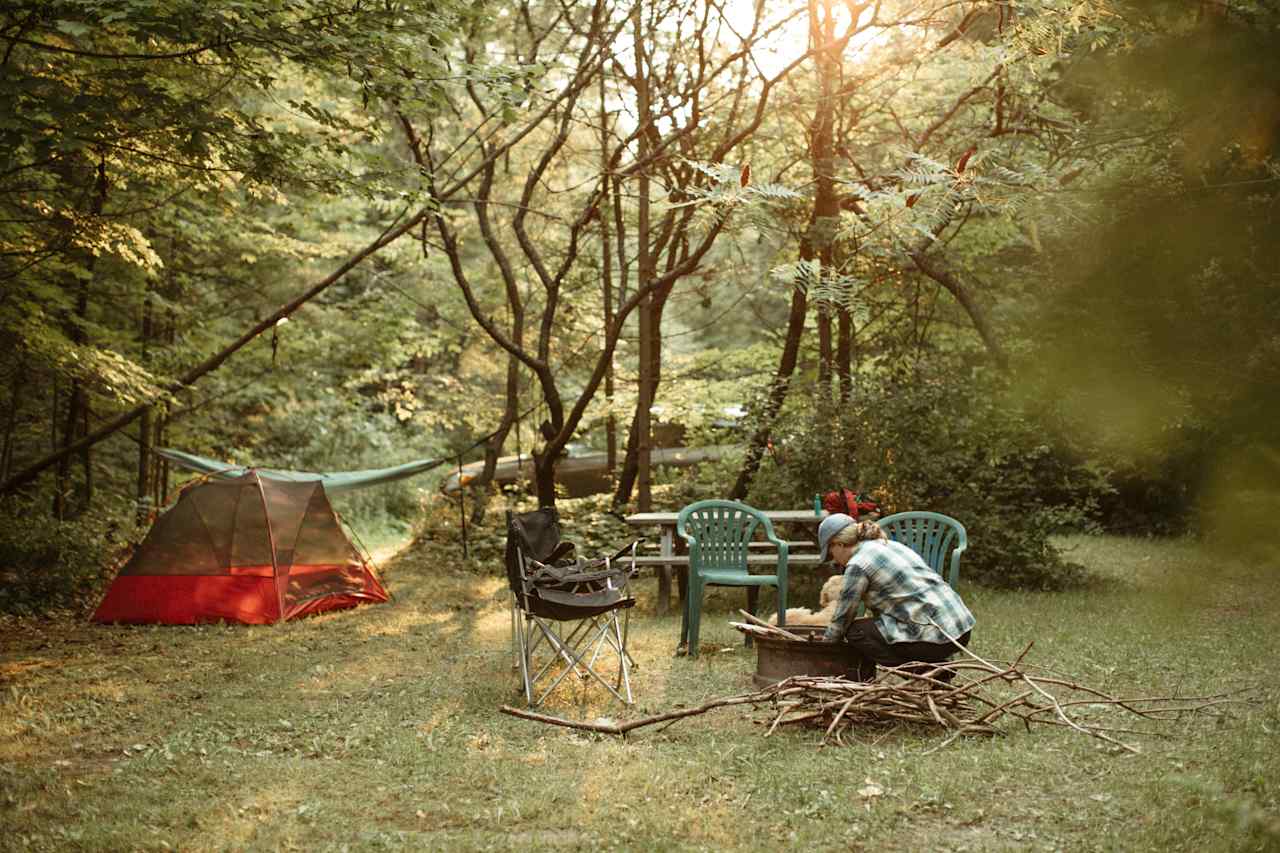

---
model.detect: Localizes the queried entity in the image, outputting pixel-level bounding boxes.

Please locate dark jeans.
[843,617,971,681]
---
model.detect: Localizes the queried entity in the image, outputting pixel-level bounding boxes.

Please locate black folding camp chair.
[505,508,640,707]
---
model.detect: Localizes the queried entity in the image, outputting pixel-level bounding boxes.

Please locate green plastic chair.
[876,511,967,588]
[676,500,788,658]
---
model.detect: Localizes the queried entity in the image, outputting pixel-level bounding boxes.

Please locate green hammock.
[156,448,446,493]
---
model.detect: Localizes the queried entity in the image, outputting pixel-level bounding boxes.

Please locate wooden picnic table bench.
[638,540,817,553]
[623,509,832,616]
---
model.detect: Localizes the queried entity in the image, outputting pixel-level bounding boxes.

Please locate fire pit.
[748,624,864,687]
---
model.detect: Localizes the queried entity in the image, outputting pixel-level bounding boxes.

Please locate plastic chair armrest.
[948,545,965,588]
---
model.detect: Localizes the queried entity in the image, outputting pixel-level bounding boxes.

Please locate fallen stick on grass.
[500,690,771,735]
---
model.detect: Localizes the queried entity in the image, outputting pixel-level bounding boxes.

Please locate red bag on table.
[822,488,879,518]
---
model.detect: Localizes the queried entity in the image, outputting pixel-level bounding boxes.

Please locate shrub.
[409,489,639,575]
[0,498,127,616]
[746,359,1107,589]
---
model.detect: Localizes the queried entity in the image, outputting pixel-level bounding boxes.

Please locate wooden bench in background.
[624,508,833,616]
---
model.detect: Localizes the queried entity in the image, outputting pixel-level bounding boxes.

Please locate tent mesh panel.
[98,470,387,625]
[278,480,369,611]
[118,473,367,585]
[121,479,272,575]
[260,479,316,568]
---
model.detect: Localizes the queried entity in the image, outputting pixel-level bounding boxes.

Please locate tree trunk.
[836,307,853,404]
[468,355,519,525]
[137,408,152,524]
[0,357,21,483]
[58,156,109,517]
[730,284,808,500]
[156,405,169,508]
[600,74,618,478]
[53,267,92,517]
[817,309,833,397]
[634,0,655,513]
[811,0,840,403]
[533,449,557,509]
[731,0,840,500]
[136,279,154,525]
[612,280,674,508]
[909,249,1009,370]
[80,401,92,507]
[54,385,84,518]
[614,410,641,508]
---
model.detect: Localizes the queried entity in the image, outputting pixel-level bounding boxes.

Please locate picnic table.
[622,509,831,616]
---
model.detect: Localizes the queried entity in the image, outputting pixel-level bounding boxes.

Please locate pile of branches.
[747,659,1190,753]
[502,616,1246,752]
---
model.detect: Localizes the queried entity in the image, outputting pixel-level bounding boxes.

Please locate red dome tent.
[93,471,389,625]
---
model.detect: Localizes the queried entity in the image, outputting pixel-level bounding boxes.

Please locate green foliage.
[744,359,1108,590]
[4,0,1272,617]
[1023,1,1280,545]
[0,499,126,616]
[650,452,746,512]
[0,0,456,374]
[0,0,475,545]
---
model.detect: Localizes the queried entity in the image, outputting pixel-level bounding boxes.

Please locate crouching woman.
[817,514,974,681]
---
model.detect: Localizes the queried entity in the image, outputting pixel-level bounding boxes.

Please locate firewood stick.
[926,722,994,754]
[764,709,793,737]
[1015,674,1141,754]
[923,620,1145,749]
[825,696,860,738]
[736,610,806,640]
[970,690,1035,726]
[927,693,968,729]
[923,693,949,728]
[1002,711,1166,739]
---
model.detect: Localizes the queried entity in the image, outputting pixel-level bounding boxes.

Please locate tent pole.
[254,473,286,623]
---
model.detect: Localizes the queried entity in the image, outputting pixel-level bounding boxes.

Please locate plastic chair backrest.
[677,499,774,576]
[876,511,967,588]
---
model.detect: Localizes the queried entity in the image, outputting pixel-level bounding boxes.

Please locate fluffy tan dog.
[769,574,845,626]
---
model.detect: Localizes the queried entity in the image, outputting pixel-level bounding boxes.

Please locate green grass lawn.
[2,534,1277,852]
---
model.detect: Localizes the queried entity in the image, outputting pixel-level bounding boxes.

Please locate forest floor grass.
[1,533,1278,852]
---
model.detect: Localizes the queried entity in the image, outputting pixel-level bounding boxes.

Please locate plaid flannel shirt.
[823,539,975,645]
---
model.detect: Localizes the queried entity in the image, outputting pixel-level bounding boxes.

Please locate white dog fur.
[768,574,845,626]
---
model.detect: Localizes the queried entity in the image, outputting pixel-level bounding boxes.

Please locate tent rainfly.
[154,448,445,492]
[93,471,389,625]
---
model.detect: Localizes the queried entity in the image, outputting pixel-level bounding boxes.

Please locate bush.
[649,452,746,512]
[0,498,127,616]
[408,489,639,575]
[746,359,1107,590]
[1089,436,1208,536]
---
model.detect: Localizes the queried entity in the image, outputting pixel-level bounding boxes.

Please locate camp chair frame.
[505,509,640,707]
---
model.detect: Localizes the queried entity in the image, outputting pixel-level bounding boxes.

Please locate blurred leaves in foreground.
[1024,1,1280,553]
